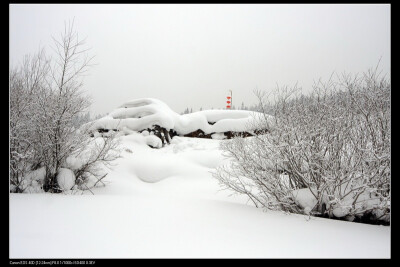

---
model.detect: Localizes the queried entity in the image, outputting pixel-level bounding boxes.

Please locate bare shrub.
[214,67,390,223]
[10,20,120,193]
[9,49,51,192]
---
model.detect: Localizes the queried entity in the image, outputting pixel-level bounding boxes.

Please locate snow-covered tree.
[10,20,120,193]
[181,107,189,115]
[10,49,50,192]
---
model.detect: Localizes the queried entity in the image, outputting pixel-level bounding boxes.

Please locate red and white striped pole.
[226,90,232,109]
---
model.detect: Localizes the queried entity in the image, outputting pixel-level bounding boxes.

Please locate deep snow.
[9,136,390,258]
[89,98,271,135]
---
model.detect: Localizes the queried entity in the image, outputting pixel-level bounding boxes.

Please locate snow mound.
[65,155,85,171]
[90,98,271,135]
[292,185,389,222]
[15,167,46,193]
[144,135,162,148]
[292,188,319,214]
[211,133,226,140]
[56,168,76,191]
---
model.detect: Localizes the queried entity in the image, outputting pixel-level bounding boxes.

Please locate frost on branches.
[214,69,390,224]
[9,21,120,194]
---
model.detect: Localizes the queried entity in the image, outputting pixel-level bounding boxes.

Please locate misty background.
[9,4,390,117]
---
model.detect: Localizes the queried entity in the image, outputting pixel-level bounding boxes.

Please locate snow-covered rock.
[211,133,226,140]
[56,168,76,191]
[291,185,389,222]
[145,135,162,148]
[292,188,319,213]
[89,98,271,136]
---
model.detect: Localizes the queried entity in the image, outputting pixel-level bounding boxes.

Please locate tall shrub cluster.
[10,21,119,193]
[214,68,390,223]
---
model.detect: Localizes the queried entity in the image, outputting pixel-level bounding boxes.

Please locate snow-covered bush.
[65,132,120,192]
[214,68,390,223]
[10,21,120,193]
[9,49,50,193]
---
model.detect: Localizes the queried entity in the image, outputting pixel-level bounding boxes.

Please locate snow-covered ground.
[9,136,390,258]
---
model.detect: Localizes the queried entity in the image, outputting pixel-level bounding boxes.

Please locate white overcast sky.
[10,4,390,116]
